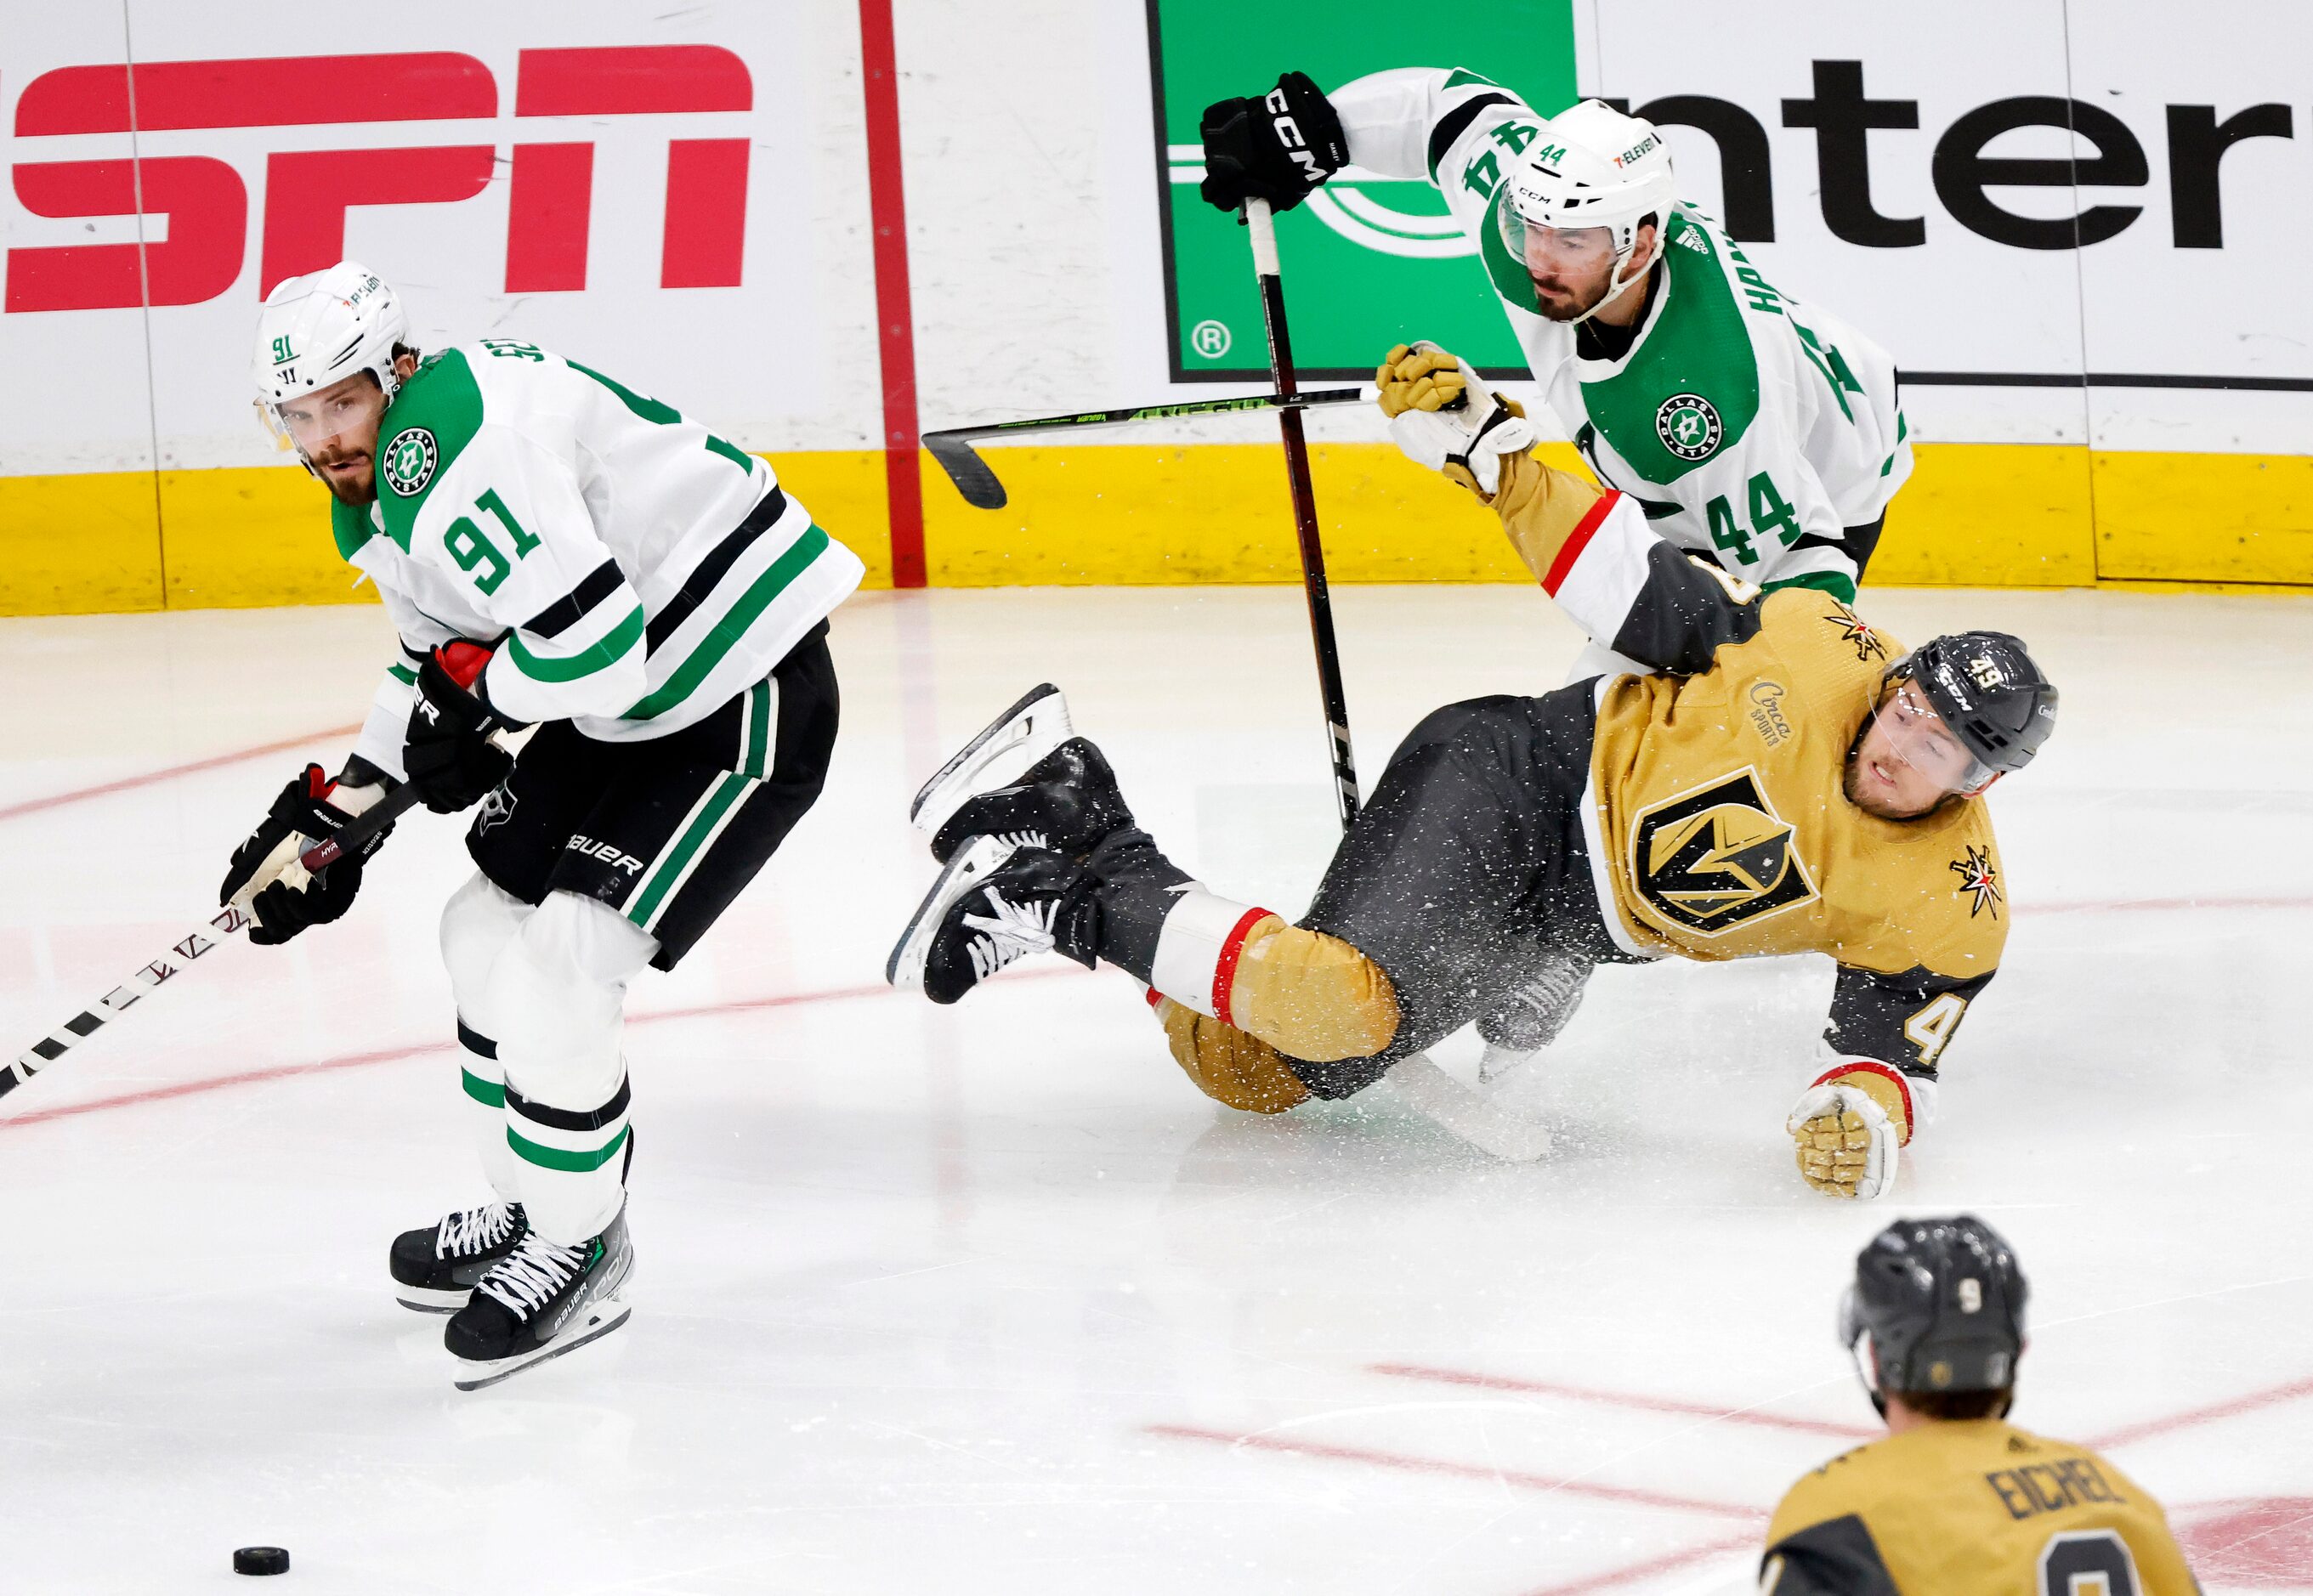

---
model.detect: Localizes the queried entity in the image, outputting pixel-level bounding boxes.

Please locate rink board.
[2,440,2305,614]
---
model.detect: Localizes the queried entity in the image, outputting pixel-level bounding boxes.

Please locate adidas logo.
[1678,230,1709,254]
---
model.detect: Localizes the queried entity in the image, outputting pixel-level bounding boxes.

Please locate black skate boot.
[1476,954,1593,1083]
[444,1203,634,1391]
[887,839,1103,1003]
[389,1199,528,1313]
[930,736,1135,864]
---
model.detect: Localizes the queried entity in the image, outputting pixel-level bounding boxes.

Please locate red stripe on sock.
[1210,908,1274,1028]
[1811,1059,1916,1144]
[1539,490,1621,597]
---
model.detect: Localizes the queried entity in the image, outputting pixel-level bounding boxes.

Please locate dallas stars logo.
[1655,392,1724,461]
[1828,607,1887,663]
[380,427,438,497]
[1950,845,2002,919]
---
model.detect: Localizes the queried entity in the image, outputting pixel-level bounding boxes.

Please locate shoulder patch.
[1950,843,2002,920]
[380,427,438,497]
[1826,606,1890,665]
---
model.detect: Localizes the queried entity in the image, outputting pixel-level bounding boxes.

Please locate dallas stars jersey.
[1761,1419,2200,1594]
[1488,452,2002,1119]
[338,341,863,775]
[1329,67,1912,602]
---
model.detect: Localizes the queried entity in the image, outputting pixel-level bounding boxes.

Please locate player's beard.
[1843,736,1947,822]
[1530,270,1607,324]
[310,448,377,505]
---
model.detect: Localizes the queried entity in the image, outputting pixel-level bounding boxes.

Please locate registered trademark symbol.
[1190,320,1232,359]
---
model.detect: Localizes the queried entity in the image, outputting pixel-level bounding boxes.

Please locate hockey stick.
[1245,198,1360,830]
[922,388,1363,511]
[3,783,428,1100]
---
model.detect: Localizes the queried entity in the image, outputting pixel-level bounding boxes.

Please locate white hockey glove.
[1376,341,1537,501]
[1786,1079,1902,1200]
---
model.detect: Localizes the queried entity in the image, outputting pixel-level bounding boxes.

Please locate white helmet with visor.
[1495,99,1678,325]
[252,261,411,471]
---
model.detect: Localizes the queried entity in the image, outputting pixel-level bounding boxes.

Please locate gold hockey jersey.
[1488,454,2008,1112]
[1761,1418,2200,1594]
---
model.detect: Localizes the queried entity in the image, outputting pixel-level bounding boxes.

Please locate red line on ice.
[2089,1374,2313,1451]
[0,723,363,823]
[1371,1362,1877,1440]
[1145,1423,1765,1523]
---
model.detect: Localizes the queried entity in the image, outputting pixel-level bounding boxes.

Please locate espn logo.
[5,46,754,314]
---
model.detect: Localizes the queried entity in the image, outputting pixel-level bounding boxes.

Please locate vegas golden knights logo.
[1631,770,1817,934]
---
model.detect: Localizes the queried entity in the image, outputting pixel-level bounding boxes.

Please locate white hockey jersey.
[1330,67,1913,601]
[336,339,863,776]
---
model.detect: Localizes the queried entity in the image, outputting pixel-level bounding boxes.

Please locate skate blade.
[885,834,1018,993]
[451,1298,632,1392]
[394,1285,470,1314]
[908,683,1072,836]
[1387,1054,1555,1163]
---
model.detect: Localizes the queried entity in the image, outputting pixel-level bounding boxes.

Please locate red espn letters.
[4,46,753,313]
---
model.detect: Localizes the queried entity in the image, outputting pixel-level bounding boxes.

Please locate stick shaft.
[6,903,254,1096]
[1245,199,1359,830]
[928,388,1362,445]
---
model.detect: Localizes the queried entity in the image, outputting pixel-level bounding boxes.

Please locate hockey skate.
[389,1199,528,1313]
[445,1203,634,1391]
[907,682,1076,845]
[886,836,1101,1003]
[1475,955,1593,1084]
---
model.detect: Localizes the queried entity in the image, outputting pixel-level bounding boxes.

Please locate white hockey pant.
[439,871,657,1245]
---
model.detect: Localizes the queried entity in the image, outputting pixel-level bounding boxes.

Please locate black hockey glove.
[1199,71,1349,215]
[220,763,394,946]
[403,642,514,814]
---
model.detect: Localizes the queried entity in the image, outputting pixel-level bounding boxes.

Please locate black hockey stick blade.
[921,388,1364,511]
[923,430,1011,509]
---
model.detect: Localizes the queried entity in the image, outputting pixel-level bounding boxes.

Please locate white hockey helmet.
[252,261,411,463]
[1496,99,1678,325]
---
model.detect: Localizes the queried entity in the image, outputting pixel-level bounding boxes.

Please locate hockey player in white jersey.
[1201,71,1914,1073]
[219,262,863,1387]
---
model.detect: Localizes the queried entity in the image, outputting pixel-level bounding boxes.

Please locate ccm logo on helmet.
[6,46,754,315]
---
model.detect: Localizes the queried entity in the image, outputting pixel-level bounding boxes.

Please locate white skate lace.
[986,829,1051,851]
[436,1201,517,1259]
[476,1231,589,1315]
[1511,960,1587,1016]
[962,886,1059,981]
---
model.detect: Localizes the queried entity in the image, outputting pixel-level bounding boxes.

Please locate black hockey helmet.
[1840,1214,2027,1414]
[1888,631,2058,779]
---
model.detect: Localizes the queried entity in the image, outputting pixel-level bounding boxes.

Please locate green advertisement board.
[1147,0,1579,382]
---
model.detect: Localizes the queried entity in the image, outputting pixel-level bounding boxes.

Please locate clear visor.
[1494,201,1619,278]
[1838,1287,1880,1392]
[1868,681,1995,795]
[257,372,388,461]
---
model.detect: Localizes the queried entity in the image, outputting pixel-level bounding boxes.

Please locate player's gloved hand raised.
[1199,71,1349,215]
[219,764,392,946]
[1787,1067,1912,1199]
[403,641,513,814]
[1379,342,1537,500]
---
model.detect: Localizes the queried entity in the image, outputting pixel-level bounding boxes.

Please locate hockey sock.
[439,872,534,1202]
[483,891,657,1245]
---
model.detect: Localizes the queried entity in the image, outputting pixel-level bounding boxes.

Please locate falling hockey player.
[1199,69,1916,1075]
[219,263,862,1386]
[887,376,2056,1201]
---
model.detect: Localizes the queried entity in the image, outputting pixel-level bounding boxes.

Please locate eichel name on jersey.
[335,339,865,778]
[1760,1419,2202,1593]
[1328,66,1912,601]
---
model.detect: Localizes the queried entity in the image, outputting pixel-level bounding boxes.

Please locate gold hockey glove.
[1787,1067,1911,1199]
[1377,342,1535,500]
[1375,343,1468,416]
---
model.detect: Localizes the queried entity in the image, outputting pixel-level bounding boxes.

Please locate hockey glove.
[403,642,513,814]
[1380,342,1537,501]
[1787,1067,1912,1200]
[220,763,392,946]
[1199,71,1349,215]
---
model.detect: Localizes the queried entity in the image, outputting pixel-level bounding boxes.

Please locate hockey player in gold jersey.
[1760,1215,2200,1592]
[885,350,2058,1198]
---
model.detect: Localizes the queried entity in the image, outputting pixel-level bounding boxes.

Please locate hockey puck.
[233,1547,290,1576]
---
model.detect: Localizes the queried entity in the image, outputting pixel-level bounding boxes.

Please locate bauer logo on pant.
[1631,769,1816,934]
[380,427,438,497]
[1654,393,1723,461]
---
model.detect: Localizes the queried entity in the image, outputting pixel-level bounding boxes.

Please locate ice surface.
[1,585,2308,1593]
